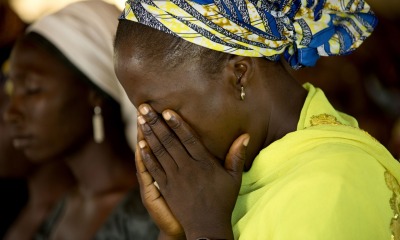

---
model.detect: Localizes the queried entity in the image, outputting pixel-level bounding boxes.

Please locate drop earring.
[240,86,245,101]
[237,72,245,101]
[92,106,104,143]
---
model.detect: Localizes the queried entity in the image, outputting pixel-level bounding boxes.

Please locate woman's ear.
[228,56,254,87]
[227,56,254,100]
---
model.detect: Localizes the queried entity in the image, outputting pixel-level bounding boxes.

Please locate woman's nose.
[3,93,24,126]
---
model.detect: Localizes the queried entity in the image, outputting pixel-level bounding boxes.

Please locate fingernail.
[243,136,250,147]
[138,115,146,125]
[162,111,171,121]
[139,105,149,115]
[139,140,146,149]
[153,181,160,190]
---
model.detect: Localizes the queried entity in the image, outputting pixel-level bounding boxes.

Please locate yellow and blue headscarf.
[120,0,377,69]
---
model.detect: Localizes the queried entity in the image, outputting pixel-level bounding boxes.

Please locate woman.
[5,1,157,239]
[1,10,75,238]
[0,4,32,234]
[114,0,400,239]
[3,84,74,240]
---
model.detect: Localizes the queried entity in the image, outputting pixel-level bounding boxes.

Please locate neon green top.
[232,83,400,240]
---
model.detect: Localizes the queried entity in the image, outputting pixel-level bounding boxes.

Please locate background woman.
[0,4,75,238]
[2,62,75,240]
[5,1,157,239]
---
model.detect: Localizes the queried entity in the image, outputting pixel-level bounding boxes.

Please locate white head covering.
[27,0,137,149]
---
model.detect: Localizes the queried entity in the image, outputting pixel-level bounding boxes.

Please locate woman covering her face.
[114,0,400,239]
[4,1,158,239]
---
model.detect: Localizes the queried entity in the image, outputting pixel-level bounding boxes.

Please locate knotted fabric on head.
[28,0,137,149]
[120,0,377,69]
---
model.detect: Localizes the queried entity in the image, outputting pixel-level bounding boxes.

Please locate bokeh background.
[10,0,124,22]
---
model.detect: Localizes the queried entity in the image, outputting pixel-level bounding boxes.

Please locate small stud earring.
[240,86,245,101]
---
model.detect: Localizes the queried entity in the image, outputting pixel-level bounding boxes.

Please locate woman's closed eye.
[25,84,42,95]
[22,78,43,95]
[10,78,42,96]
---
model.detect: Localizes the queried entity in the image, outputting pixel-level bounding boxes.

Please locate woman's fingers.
[137,140,166,189]
[224,134,250,181]
[137,115,144,142]
[135,146,184,238]
[139,104,194,168]
[162,110,214,162]
[138,112,179,173]
[135,142,163,206]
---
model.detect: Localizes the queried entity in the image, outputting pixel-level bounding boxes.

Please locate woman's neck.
[27,161,75,207]
[64,140,136,198]
[267,77,307,145]
[243,62,308,170]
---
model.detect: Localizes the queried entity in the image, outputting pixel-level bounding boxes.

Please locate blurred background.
[1,0,400,158]
[6,0,400,22]
[9,0,124,22]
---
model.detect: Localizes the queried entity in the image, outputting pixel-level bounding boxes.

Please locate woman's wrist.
[190,235,233,240]
[182,215,234,240]
[195,238,231,240]
[186,225,234,240]
[158,231,187,240]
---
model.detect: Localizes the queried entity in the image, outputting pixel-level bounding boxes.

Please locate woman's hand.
[136,104,249,240]
[136,120,185,240]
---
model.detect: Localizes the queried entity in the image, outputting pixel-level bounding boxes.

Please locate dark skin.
[0,0,29,177]
[1,42,75,240]
[5,37,136,240]
[4,39,93,163]
[2,78,74,240]
[115,41,307,239]
[0,79,32,177]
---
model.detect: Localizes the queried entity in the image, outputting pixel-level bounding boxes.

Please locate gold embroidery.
[308,113,379,143]
[385,171,400,240]
[310,114,343,126]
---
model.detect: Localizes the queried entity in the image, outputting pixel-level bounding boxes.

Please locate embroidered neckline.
[310,114,343,126]
[385,171,400,240]
[308,114,378,143]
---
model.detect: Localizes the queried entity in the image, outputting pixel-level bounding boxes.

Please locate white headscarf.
[27,0,137,149]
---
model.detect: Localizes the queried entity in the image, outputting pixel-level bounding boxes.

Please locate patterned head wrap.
[28,0,137,149]
[120,0,377,69]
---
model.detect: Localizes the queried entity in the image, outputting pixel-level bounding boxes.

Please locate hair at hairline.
[115,19,232,76]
